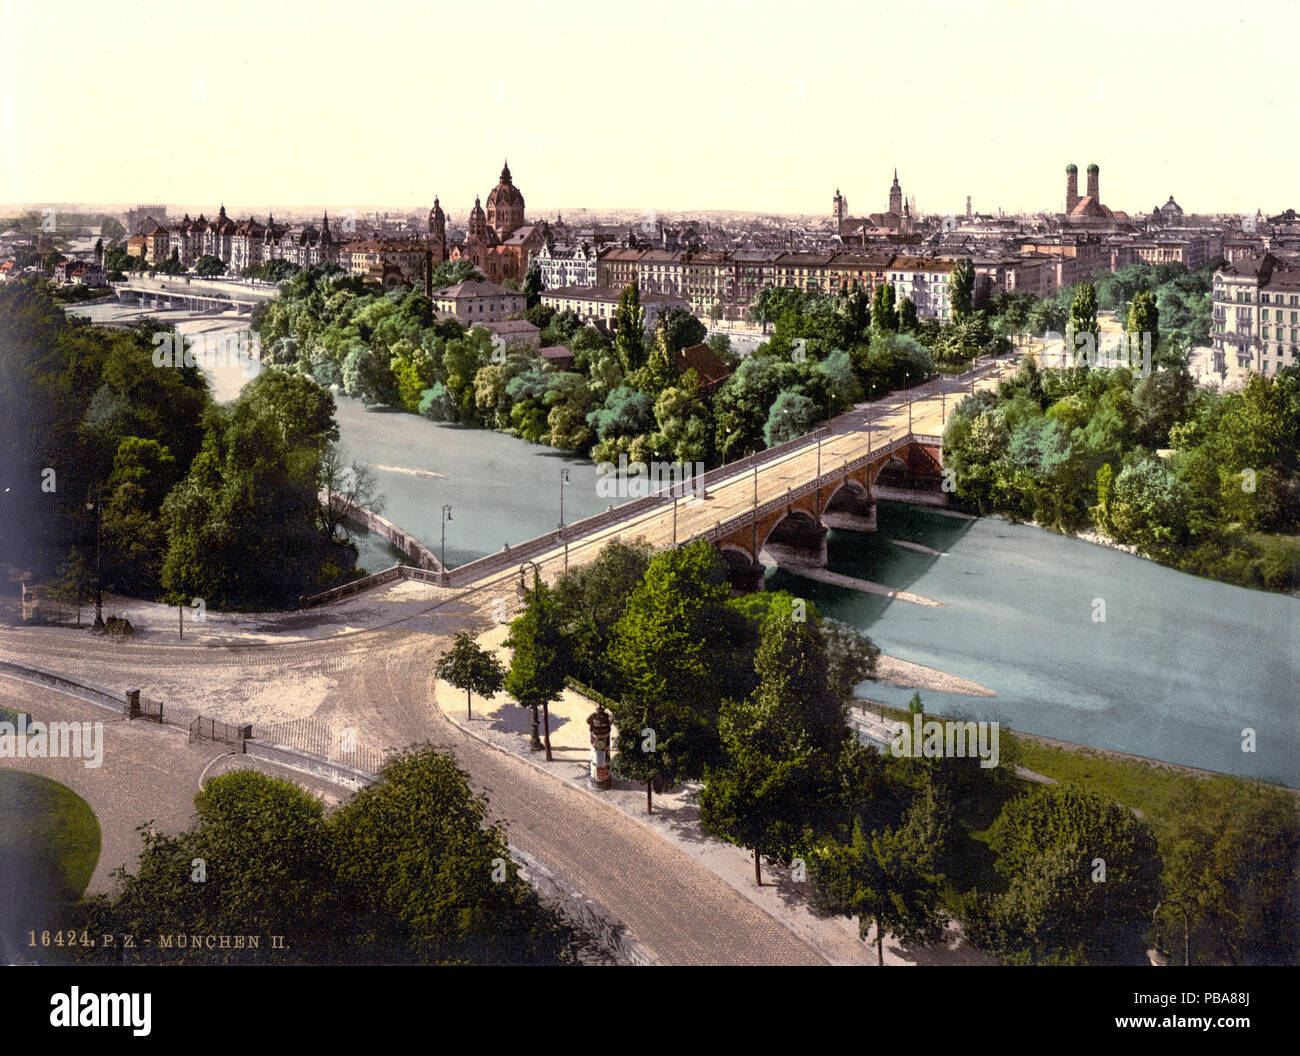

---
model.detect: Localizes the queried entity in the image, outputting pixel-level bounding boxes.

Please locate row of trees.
[440,536,1299,964]
[255,264,992,471]
[0,279,369,609]
[943,334,1300,591]
[71,752,577,964]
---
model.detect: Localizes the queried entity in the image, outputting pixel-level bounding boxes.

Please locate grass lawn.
[0,769,101,902]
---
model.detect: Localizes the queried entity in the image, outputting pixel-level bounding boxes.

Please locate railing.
[251,718,393,776]
[189,715,250,750]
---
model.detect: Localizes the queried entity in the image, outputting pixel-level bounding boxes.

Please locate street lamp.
[517,560,542,596]
[85,487,104,629]
[558,467,570,529]
[440,504,452,569]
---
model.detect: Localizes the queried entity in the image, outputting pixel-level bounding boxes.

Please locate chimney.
[1065,164,1079,213]
[1087,163,1099,201]
[966,195,972,219]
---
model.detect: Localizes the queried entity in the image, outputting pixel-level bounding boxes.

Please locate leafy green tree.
[651,374,710,463]
[82,770,340,964]
[428,259,485,289]
[810,787,949,964]
[46,549,92,625]
[655,307,707,354]
[872,282,898,333]
[763,389,819,446]
[965,784,1161,964]
[504,575,567,759]
[613,284,646,373]
[699,614,849,882]
[436,631,506,719]
[1127,289,1160,350]
[950,258,974,321]
[522,264,543,309]
[328,747,576,965]
[898,296,918,331]
[606,540,733,809]
[1158,778,1300,966]
[1067,281,1099,368]
[194,254,226,278]
[552,538,654,689]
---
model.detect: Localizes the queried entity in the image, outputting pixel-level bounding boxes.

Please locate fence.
[189,715,251,750]
[251,718,392,775]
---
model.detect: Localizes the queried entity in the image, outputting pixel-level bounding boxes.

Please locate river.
[768,503,1299,786]
[73,302,1299,784]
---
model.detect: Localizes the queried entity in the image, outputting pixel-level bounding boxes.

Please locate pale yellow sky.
[2,0,1296,218]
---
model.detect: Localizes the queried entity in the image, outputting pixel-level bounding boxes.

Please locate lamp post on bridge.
[85,485,104,629]
[440,504,453,570]
[557,467,570,530]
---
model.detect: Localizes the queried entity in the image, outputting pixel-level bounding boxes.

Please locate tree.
[80,754,575,965]
[613,284,646,374]
[523,264,543,309]
[656,307,707,355]
[436,631,505,719]
[552,538,654,689]
[950,258,974,321]
[1159,778,1300,966]
[810,787,949,964]
[504,575,566,760]
[1127,288,1160,353]
[898,296,918,332]
[698,614,848,882]
[85,770,340,964]
[763,390,819,446]
[966,784,1162,964]
[1067,281,1099,368]
[194,255,226,278]
[46,549,92,625]
[606,540,733,811]
[872,282,898,333]
[327,747,576,965]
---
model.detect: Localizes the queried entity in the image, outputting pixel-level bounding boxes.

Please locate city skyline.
[3,0,1297,216]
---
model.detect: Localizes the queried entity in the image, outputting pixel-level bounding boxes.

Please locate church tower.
[833,188,846,233]
[427,196,447,262]
[467,196,488,244]
[1066,163,1079,212]
[486,160,525,240]
[889,169,903,217]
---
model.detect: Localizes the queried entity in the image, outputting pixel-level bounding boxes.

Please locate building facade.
[1212,254,1300,375]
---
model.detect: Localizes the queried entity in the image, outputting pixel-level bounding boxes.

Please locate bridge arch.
[757,508,827,570]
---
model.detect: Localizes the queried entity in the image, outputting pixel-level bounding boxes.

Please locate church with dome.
[429,161,548,283]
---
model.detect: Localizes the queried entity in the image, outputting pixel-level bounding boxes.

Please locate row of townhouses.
[1212,253,1300,377]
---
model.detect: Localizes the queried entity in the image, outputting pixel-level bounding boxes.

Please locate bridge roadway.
[443,351,1021,600]
[0,355,1019,965]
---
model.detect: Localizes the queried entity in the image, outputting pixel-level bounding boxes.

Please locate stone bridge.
[699,433,945,590]
[112,277,276,316]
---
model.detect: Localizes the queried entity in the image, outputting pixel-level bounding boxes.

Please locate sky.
[3,0,1297,220]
